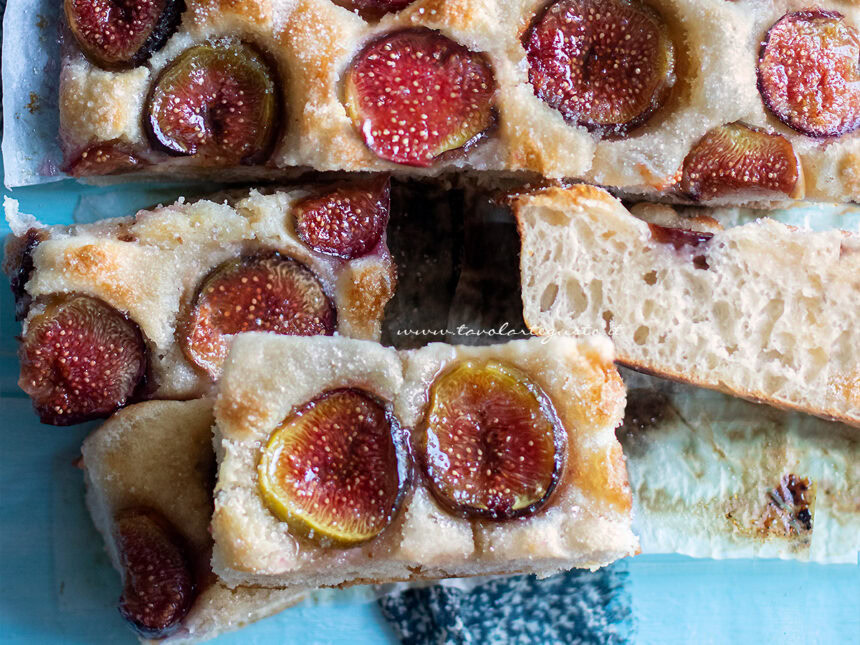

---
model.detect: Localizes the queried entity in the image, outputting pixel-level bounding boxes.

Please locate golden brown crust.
[6,188,395,402]
[211,335,638,589]
[58,0,860,204]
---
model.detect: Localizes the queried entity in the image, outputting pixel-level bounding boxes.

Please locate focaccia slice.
[59,0,860,204]
[211,334,638,589]
[620,371,860,563]
[81,399,305,643]
[515,184,860,427]
[2,179,395,425]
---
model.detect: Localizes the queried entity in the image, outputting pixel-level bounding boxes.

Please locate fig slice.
[146,39,279,165]
[523,0,675,137]
[294,176,390,259]
[19,295,147,425]
[680,123,801,201]
[420,361,565,520]
[182,254,335,378]
[115,509,195,639]
[648,222,713,270]
[343,28,496,167]
[757,10,860,138]
[65,141,143,177]
[65,0,182,70]
[258,388,406,546]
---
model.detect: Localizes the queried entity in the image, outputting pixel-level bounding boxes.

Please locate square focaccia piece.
[2,178,395,425]
[619,371,860,564]
[60,0,860,205]
[211,333,638,589]
[81,399,305,643]
[515,184,860,427]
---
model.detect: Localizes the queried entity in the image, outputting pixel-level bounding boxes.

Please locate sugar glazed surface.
[211,335,639,589]
[3,181,395,425]
[59,0,860,203]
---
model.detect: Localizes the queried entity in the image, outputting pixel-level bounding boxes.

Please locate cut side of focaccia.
[619,370,860,564]
[81,399,305,643]
[515,184,860,427]
[59,0,860,204]
[2,178,395,425]
[211,334,638,590]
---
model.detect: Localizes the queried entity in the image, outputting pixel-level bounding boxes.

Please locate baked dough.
[620,370,860,564]
[2,187,395,402]
[515,184,860,426]
[59,0,860,204]
[81,399,305,643]
[211,333,639,589]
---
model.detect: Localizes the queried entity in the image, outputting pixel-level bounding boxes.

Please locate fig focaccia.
[81,399,305,643]
[2,179,395,425]
[60,0,859,204]
[620,371,860,564]
[515,184,860,427]
[211,334,638,590]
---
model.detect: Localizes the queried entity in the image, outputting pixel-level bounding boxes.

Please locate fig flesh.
[680,123,801,201]
[116,509,195,638]
[757,10,860,138]
[343,28,496,167]
[19,295,147,425]
[258,388,406,546]
[146,39,279,164]
[523,0,675,137]
[294,176,390,259]
[420,361,565,520]
[182,254,335,378]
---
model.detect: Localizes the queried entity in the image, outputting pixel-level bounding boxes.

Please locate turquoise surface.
[1,168,858,644]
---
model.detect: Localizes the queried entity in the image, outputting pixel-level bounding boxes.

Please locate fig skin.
[115,509,195,639]
[65,0,184,70]
[523,0,676,138]
[65,141,144,177]
[680,123,802,202]
[258,388,408,547]
[294,176,390,259]
[6,228,44,321]
[420,361,566,521]
[343,28,497,167]
[335,0,415,18]
[18,294,148,425]
[145,39,280,165]
[757,10,860,138]
[182,253,336,379]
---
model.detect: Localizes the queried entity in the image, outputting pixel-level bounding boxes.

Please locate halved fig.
[19,295,147,425]
[65,0,182,70]
[182,254,335,378]
[65,141,144,177]
[115,509,195,638]
[258,388,406,546]
[343,28,496,167]
[757,10,860,138]
[294,176,390,259]
[146,39,279,165]
[523,0,675,137]
[680,123,801,201]
[420,361,565,520]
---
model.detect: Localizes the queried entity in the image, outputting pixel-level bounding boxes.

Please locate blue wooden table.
[0,165,857,644]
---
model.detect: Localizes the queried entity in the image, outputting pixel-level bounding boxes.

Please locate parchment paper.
[2,0,65,187]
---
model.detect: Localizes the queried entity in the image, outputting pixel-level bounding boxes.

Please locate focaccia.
[515,184,860,427]
[620,370,860,564]
[2,179,395,425]
[211,334,638,589]
[59,0,860,204]
[81,399,305,643]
